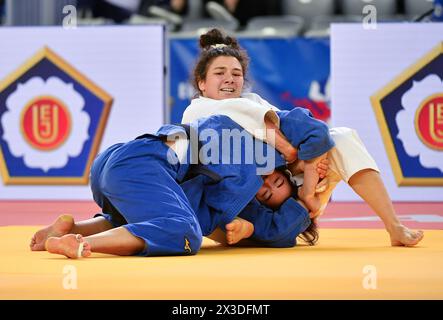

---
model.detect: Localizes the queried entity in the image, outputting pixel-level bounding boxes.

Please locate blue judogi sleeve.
[237,197,311,247]
[277,108,335,160]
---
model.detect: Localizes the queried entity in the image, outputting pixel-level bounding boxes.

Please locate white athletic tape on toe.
[77,241,85,258]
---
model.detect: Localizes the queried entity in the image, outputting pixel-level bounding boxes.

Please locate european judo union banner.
[0,47,112,185]
[170,37,330,124]
[0,26,165,199]
[331,23,443,201]
[372,42,443,186]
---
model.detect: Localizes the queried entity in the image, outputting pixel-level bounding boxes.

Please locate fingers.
[315,178,329,193]
[309,211,319,219]
[316,157,330,179]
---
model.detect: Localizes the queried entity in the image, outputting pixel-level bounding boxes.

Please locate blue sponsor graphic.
[170,37,330,123]
[0,47,112,184]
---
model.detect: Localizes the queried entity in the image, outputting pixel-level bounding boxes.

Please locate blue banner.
[169,37,330,124]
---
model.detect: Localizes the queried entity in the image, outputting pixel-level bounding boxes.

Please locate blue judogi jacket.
[89,109,333,255]
[156,114,282,227]
[162,109,334,247]
[277,108,334,160]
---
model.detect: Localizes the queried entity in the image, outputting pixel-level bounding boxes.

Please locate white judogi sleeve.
[182,96,279,142]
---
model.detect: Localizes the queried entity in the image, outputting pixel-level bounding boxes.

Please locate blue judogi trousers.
[89,137,202,256]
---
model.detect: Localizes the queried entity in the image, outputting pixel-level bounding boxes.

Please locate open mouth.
[220,88,235,93]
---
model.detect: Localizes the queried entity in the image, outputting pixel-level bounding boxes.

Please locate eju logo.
[0,47,112,185]
[372,43,443,186]
[21,95,72,152]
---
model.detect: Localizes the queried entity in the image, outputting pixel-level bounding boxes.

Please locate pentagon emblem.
[371,42,443,186]
[0,47,112,185]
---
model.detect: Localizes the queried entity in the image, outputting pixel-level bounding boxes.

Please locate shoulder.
[182,97,216,123]
[242,92,280,111]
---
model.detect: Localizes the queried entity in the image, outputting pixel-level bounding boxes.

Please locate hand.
[316,157,329,179]
[309,210,322,219]
[287,159,304,176]
[315,177,329,193]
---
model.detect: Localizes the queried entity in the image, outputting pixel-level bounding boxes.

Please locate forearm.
[238,198,310,247]
[301,160,320,199]
[265,114,297,163]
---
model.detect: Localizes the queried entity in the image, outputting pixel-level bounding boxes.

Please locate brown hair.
[298,219,319,246]
[192,28,249,95]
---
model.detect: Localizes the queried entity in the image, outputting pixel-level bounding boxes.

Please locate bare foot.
[30,214,74,251]
[45,234,91,258]
[389,224,424,247]
[225,218,254,245]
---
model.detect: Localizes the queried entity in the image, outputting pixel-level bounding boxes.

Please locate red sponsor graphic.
[21,96,71,151]
[416,94,443,150]
[281,91,330,121]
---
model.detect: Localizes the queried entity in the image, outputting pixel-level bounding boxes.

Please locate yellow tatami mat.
[1,226,442,300]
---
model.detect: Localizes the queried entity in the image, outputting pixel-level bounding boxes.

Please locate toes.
[82,249,92,258]
[414,231,424,242]
[226,219,241,231]
[83,242,91,253]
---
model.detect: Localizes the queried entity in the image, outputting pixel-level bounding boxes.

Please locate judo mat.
[1,201,443,300]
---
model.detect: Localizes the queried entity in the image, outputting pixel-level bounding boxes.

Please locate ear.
[198,79,205,93]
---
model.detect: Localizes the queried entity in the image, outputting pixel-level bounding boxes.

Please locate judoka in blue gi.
[88,105,333,256]
[32,108,332,258]
[181,107,334,248]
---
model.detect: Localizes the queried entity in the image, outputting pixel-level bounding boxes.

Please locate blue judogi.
[90,109,333,255]
[181,108,335,247]
[90,114,281,256]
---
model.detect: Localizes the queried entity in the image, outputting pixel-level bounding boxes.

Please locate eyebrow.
[212,66,243,72]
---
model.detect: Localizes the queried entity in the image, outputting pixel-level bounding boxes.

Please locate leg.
[348,169,424,246]
[327,127,424,246]
[84,226,145,255]
[30,215,114,251]
[45,226,145,258]
[71,216,114,236]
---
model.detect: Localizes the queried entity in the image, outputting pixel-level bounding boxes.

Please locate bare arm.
[264,113,297,163]
[298,153,328,215]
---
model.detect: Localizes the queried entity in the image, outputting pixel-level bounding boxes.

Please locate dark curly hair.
[298,219,319,246]
[192,28,249,95]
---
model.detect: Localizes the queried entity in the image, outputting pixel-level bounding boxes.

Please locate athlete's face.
[198,56,244,100]
[256,171,293,209]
